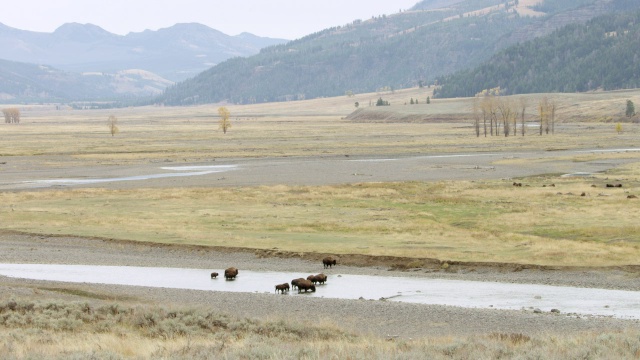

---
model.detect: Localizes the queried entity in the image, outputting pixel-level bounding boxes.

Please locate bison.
[291,278,306,290]
[296,279,316,293]
[322,256,337,269]
[275,283,290,294]
[210,272,219,279]
[307,273,327,285]
[224,267,238,280]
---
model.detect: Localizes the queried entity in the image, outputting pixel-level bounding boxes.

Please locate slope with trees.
[436,3,640,97]
[158,0,636,106]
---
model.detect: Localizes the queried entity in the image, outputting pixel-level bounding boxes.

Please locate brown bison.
[307,273,327,285]
[224,267,238,280]
[275,283,290,294]
[606,184,623,188]
[291,278,306,290]
[210,272,219,279]
[296,279,316,293]
[322,256,337,269]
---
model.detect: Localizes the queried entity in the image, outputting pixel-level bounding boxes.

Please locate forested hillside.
[159,0,636,105]
[436,5,640,98]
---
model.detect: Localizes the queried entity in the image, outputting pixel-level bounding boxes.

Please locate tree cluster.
[376,98,390,106]
[2,108,20,124]
[471,95,556,138]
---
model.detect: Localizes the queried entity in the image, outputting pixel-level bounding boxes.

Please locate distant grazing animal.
[291,278,306,290]
[224,267,238,280]
[275,283,290,294]
[628,195,638,199]
[512,182,522,187]
[606,184,623,188]
[296,279,316,293]
[210,272,219,279]
[322,257,337,269]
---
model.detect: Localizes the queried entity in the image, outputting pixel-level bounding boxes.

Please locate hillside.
[158,0,635,106]
[0,59,173,102]
[436,4,640,97]
[0,22,287,82]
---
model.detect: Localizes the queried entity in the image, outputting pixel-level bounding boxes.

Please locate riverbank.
[1,232,639,340]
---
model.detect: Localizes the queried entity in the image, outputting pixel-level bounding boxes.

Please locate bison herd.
[210,257,337,295]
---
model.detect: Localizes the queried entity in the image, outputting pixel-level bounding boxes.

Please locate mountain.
[0,22,288,82]
[0,59,173,102]
[436,6,640,97]
[158,0,640,106]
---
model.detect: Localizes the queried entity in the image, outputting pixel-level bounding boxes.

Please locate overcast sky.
[0,0,420,40]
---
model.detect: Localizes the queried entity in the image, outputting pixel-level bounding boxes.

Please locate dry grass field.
[1,88,640,266]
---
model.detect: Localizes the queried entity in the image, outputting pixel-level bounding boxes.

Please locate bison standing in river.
[296,279,316,293]
[291,278,306,290]
[322,257,337,269]
[307,273,327,285]
[224,267,238,280]
[210,272,219,279]
[275,283,290,294]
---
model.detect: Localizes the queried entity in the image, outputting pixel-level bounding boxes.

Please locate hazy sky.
[0,0,420,39]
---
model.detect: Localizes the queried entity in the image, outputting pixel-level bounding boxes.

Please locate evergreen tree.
[626,100,636,117]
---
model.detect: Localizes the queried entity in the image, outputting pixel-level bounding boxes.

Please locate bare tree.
[2,108,20,124]
[218,106,231,134]
[107,115,119,137]
[538,97,548,135]
[550,100,556,135]
[472,97,481,137]
[497,98,514,137]
[519,97,528,136]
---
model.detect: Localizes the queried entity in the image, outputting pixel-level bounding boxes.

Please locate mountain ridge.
[0,22,288,81]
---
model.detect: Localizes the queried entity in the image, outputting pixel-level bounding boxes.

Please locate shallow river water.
[0,264,638,319]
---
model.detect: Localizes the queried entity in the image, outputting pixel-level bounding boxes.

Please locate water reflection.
[0,264,638,319]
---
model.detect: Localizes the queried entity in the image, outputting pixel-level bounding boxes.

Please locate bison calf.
[275,283,290,294]
[210,272,219,279]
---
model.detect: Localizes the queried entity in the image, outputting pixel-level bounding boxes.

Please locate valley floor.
[1,232,638,340]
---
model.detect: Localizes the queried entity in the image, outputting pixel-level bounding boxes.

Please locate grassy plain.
[1,88,640,267]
